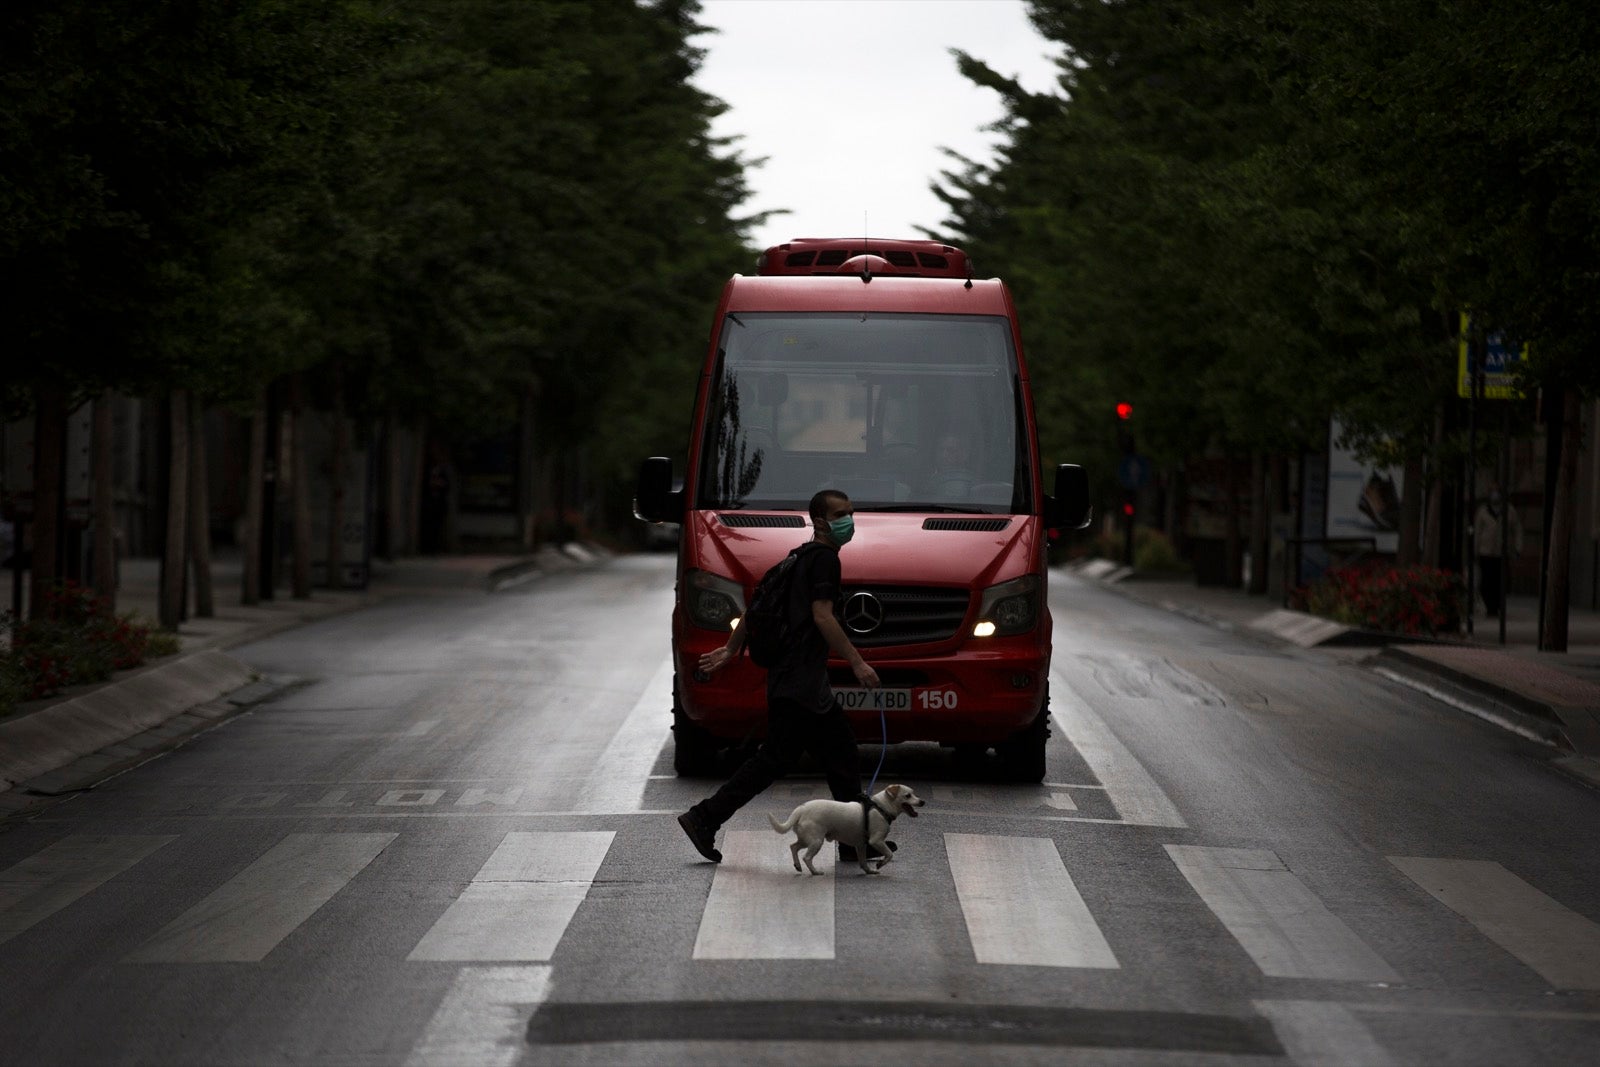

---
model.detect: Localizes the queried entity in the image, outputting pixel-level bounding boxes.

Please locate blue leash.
[865,703,887,795]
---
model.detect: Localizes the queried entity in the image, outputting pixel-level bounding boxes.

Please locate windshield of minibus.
[696,313,1031,513]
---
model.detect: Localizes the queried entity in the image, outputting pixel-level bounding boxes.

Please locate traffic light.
[1114,402,1135,455]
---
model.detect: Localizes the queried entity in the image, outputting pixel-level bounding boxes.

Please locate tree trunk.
[186,393,214,617]
[242,389,266,605]
[29,384,66,620]
[1248,452,1269,595]
[1224,455,1243,588]
[1398,451,1424,566]
[325,367,346,589]
[410,418,428,554]
[1541,389,1583,651]
[91,392,116,612]
[1424,408,1445,567]
[289,374,312,599]
[159,390,190,630]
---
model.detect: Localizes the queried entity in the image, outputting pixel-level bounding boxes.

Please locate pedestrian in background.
[1474,485,1523,618]
[677,488,880,864]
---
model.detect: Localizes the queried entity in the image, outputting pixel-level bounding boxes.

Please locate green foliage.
[937,0,1600,519]
[0,582,177,715]
[4,0,760,527]
[1084,525,1185,573]
[1298,562,1462,637]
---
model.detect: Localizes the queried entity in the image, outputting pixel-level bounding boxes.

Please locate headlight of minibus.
[974,575,1040,637]
[685,569,745,631]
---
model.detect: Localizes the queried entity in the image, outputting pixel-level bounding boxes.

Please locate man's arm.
[814,600,880,688]
[697,619,746,675]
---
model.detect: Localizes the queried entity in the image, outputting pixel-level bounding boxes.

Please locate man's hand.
[851,657,880,689]
[698,646,735,675]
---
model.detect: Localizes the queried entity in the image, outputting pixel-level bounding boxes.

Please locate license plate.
[834,687,910,711]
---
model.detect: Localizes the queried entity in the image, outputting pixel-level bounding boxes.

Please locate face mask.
[827,515,855,546]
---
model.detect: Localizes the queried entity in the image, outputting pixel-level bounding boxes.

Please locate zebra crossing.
[5,826,1600,990]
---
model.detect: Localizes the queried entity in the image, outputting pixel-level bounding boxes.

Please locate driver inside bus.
[925,429,978,500]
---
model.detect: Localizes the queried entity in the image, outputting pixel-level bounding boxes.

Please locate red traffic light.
[1122,502,1135,516]
[1115,402,1133,420]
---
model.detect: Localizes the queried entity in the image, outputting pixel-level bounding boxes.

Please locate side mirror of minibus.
[1046,463,1092,531]
[634,456,683,524]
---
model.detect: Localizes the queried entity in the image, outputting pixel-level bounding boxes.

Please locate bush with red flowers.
[1,582,180,716]
[1297,561,1462,637]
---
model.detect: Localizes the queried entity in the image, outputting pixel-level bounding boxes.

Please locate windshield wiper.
[857,504,994,514]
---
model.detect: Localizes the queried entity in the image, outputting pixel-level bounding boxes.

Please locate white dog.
[767,784,925,875]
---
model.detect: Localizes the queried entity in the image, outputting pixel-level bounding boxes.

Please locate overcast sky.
[692,0,1063,252]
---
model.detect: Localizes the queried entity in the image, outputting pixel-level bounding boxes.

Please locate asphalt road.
[2,553,1599,1066]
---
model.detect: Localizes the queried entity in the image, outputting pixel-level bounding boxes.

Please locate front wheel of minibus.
[996,688,1050,783]
[672,676,721,777]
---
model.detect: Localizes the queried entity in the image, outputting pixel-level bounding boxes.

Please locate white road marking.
[945,833,1118,968]
[379,789,445,806]
[127,833,395,962]
[1388,856,1600,989]
[1044,792,1079,811]
[404,719,440,737]
[408,831,614,961]
[694,830,834,960]
[1255,999,1394,1066]
[406,965,551,1067]
[0,835,175,946]
[1048,674,1186,828]
[575,653,673,814]
[1167,846,1399,981]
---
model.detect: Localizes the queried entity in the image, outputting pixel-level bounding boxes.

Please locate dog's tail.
[767,810,799,834]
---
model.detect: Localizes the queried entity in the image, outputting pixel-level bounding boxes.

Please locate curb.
[0,650,258,791]
[1,547,620,800]
[1371,648,1568,746]
[487,542,614,592]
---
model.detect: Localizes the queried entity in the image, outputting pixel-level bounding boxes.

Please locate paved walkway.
[1,544,607,808]
[1070,561,1600,789]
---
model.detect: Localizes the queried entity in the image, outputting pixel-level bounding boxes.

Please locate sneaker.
[837,841,896,862]
[677,811,721,863]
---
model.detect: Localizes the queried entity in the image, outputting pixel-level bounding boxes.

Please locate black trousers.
[1480,557,1506,615]
[692,696,860,830]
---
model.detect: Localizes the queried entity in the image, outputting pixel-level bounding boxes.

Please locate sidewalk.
[1068,560,1600,789]
[1,543,610,810]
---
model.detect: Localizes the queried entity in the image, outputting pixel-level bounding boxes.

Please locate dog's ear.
[887,784,902,801]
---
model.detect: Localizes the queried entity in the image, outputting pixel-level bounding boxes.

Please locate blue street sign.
[1117,455,1151,491]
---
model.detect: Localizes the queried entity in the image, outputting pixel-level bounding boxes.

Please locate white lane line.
[404,719,440,737]
[945,833,1118,968]
[1255,999,1395,1066]
[1167,846,1400,981]
[127,833,395,962]
[409,831,614,962]
[1048,673,1186,828]
[1389,856,1600,989]
[0,835,176,946]
[575,654,673,814]
[694,830,833,960]
[1045,793,1079,811]
[406,965,551,1067]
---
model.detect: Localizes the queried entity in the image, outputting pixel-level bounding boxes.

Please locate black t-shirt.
[766,541,841,711]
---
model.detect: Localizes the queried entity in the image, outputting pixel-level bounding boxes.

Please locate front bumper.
[674,619,1050,745]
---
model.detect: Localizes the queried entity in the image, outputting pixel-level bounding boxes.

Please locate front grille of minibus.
[840,586,970,648]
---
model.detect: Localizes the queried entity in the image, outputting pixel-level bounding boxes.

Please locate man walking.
[1474,485,1523,618]
[677,489,880,863]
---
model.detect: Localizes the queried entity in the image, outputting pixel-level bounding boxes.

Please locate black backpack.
[743,545,814,669]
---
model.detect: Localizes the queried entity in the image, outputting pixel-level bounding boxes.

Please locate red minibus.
[636,238,1089,781]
